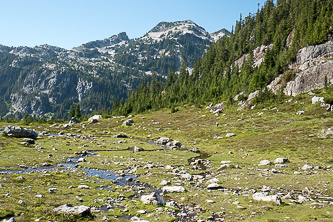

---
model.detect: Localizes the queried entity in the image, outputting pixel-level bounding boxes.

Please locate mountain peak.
[210,28,231,42]
[144,20,210,42]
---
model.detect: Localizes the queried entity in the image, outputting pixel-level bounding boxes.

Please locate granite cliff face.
[283,40,333,96]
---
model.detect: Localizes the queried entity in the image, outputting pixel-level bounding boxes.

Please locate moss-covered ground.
[0,91,332,221]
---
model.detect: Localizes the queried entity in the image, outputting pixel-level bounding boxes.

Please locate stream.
[0,130,203,220]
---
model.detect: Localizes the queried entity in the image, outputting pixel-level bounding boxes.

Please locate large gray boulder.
[162,186,185,193]
[252,192,282,205]
[53,204,91,216]
[88,115,102,124]
[4,126,38,139]
[140,192,162,205]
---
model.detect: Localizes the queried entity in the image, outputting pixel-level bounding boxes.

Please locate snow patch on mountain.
[143,20,211,42]
[210,29,230,42]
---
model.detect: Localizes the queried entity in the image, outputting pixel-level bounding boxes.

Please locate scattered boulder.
[69,117,81,125]
[218,164,231,170]
[274,158,288,164]
[318,128,333,138]
[4,125,38,139]
[140,192,162,205]
[156,137,170,145]
[207,183,223,190]
[209,102,225,115]
[296,110,304,115]
[190,147,200,153]
[165,201,178,208]
[312,96,324,104]
[53,204,91,216]
[3,217,16,222]
[180,172,192,181]
[78,157,86,162]
[78,185,90,189]
[122,119,134,126]
[172,140,182,148]
[162,186,185,193]
[88,115,102,124]
[133,146,143,152]
[226,133,236,138]
[23,138,35,144]
[48,188,57,194]
[252,192,282,205]
[302,164,313,170]
[258,160,271,166]
[130,216,149,222]
[160,180,171,186]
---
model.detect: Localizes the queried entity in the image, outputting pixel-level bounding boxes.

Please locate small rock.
[165,201,178,208]
[78,185,90,189]
[206,199,215,203]
[36,194,44,198]
[133,146,143,152]
[296,110,304,115]
[302,164,313,170]
[48,188,57,194]
[160,180,171,186]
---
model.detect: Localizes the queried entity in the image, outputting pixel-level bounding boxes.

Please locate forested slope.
[114,0,333,115]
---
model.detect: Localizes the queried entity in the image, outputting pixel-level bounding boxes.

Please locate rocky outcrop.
[284,60,333,96]
[4,125,38,139]
[234,44,273,71]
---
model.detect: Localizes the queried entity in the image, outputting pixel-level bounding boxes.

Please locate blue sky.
[0,0,269,49]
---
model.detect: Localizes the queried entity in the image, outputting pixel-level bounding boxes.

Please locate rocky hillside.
[0,20,229,119]
[114,0,333,116]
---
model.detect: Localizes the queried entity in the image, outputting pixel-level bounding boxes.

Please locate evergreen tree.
[69,105,75,120]
[75,104,82,119]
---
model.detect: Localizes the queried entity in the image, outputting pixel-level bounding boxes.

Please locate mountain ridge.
[0,20,229,119]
